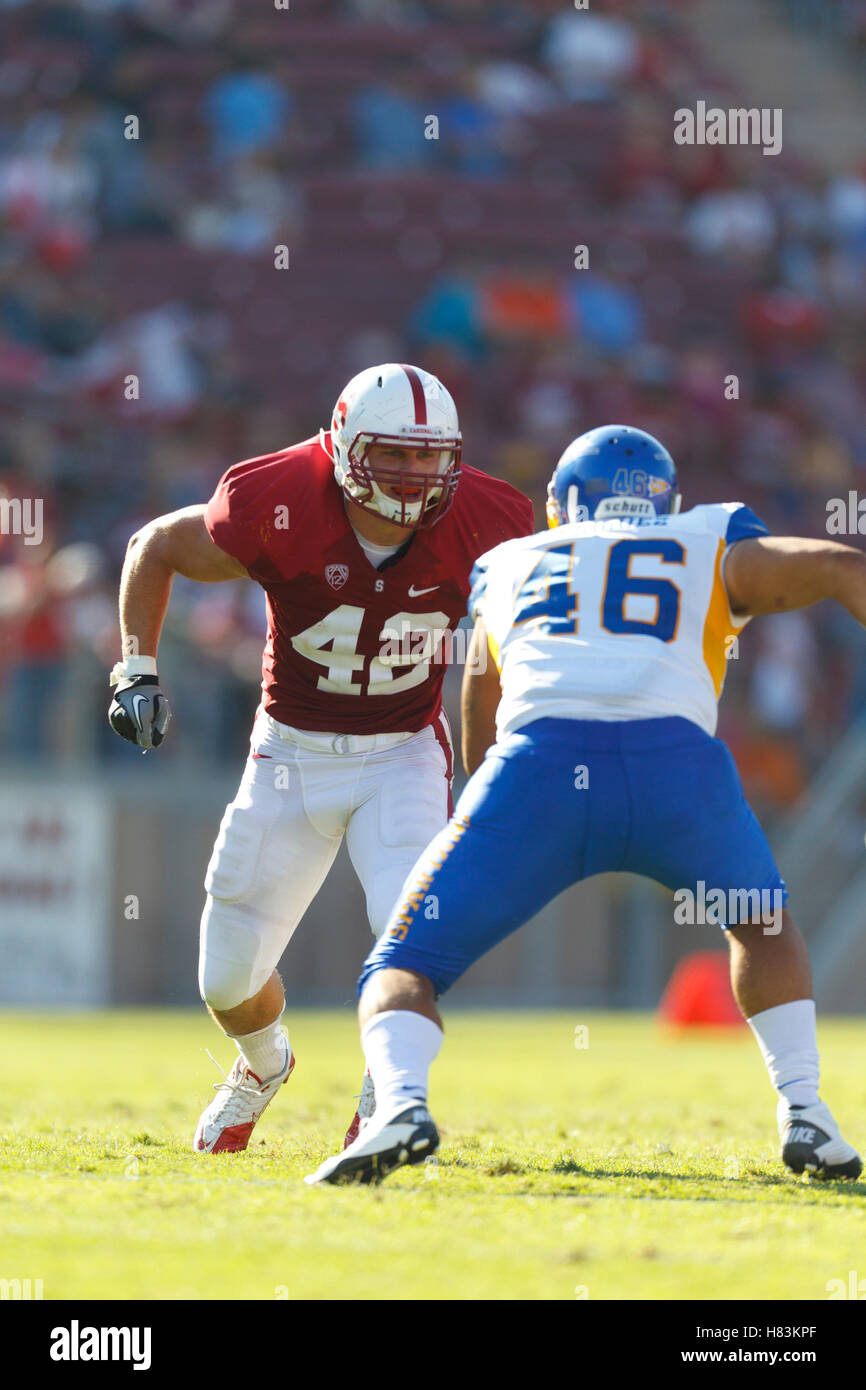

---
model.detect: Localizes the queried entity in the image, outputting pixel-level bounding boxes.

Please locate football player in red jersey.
[109,363,535,1153]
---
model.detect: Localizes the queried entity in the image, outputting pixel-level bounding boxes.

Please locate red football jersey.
[204,436,535,733]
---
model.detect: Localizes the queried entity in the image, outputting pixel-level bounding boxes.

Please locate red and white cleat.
[343,1068,376,1149]
[194,1035,295,1154]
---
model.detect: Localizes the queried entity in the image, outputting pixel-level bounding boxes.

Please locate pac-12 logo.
[326,564,349,590]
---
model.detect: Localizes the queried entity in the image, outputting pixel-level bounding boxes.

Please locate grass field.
[1,1009,864,1301]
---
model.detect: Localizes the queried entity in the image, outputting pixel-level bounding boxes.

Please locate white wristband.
[110,655,158,684]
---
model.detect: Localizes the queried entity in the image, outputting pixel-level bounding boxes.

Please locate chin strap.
[318,427,336,463]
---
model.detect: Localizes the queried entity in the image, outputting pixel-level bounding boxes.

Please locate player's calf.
[358,967,440,1028]
[727,920,860,1179]
[307,979,444,1183]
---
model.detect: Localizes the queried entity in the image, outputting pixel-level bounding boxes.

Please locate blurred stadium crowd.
[1,0,865,829]
[774,0,866,55]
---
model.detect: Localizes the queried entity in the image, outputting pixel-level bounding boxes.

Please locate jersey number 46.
[515,538,685,642]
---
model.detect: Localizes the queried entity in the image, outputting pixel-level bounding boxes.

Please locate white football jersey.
[469,502,769,740]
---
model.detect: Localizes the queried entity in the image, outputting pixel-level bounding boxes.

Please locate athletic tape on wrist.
[110,655,158,684]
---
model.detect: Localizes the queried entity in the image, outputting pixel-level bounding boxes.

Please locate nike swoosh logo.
[131,694,149,731]
[408,584,440,597]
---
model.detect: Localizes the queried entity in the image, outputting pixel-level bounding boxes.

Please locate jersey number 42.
[291,604,451,695]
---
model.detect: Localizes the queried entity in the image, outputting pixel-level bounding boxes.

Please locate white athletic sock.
[747,999,820,1109]
[361,1010,443,1121]
[231,1015,289,1083]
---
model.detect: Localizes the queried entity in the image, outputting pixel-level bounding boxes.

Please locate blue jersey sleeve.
[725,505,769,545]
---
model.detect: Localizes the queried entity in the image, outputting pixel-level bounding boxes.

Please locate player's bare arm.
[724,535,866,624]
[460,617,501,776]
[109,505,248,749]
[120,504,249,657]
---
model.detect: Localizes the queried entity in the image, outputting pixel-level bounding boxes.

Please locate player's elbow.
[125,518,160,558]
[124,524,146,559]
[125,516,177,574]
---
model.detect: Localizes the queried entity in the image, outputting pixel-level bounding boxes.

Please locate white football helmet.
[322,363,462,528]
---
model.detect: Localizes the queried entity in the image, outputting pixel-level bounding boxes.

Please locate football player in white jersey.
[306,424,863,1186]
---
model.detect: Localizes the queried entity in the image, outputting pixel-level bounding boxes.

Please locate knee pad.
[198,897,270,1012]
[199,793,286,1010]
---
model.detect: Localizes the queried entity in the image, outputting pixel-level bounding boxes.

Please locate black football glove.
[108,674,171,749]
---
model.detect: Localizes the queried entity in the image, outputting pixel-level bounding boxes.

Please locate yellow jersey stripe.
[702,537,734,697]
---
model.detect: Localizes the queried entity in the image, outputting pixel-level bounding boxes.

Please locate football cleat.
[778,1099,862,1180]
[193,1033,295,1154]
[343,1068,376,1149]
[305,1104,439,1186]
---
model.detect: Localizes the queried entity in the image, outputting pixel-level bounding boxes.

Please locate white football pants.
[198,709,453,1011]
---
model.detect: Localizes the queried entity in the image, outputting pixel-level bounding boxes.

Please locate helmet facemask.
[342,431,462,529]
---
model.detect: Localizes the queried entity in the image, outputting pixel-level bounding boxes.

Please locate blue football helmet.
[547,425,681,528]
